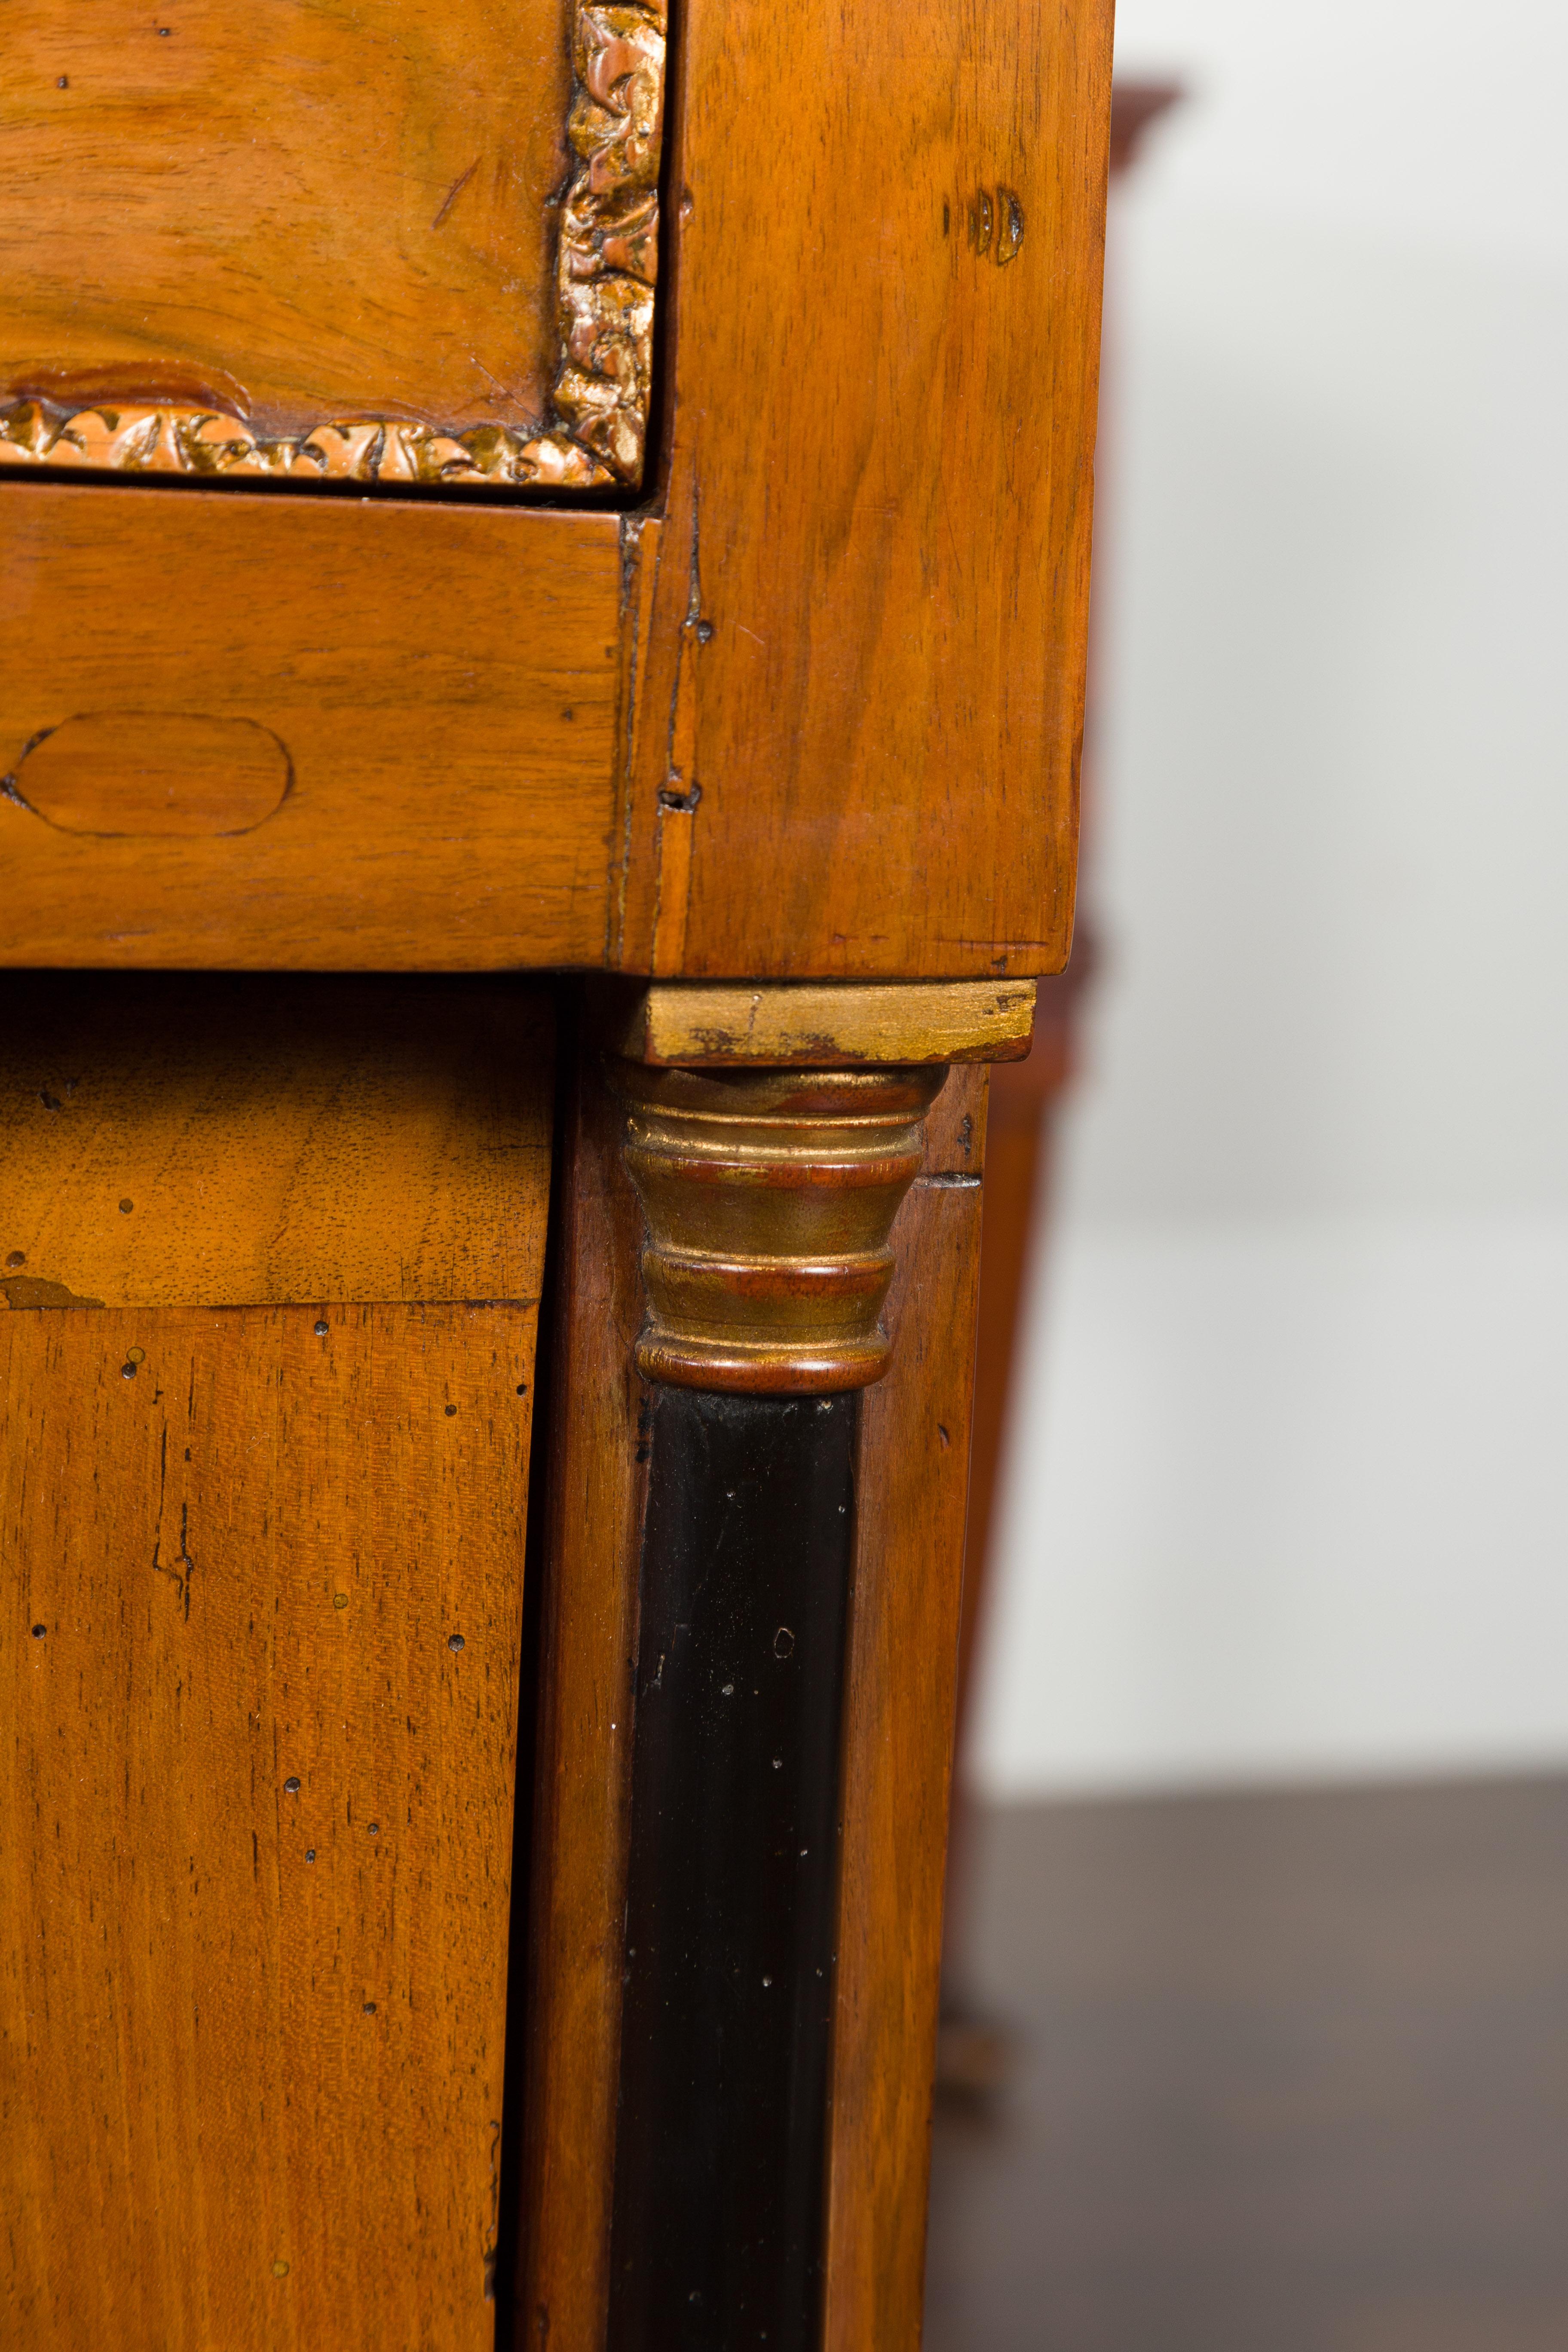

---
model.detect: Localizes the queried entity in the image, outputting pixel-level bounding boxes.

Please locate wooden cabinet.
[0,2,1113,2343]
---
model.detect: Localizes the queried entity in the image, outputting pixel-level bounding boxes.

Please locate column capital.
[607,1060,946,1393]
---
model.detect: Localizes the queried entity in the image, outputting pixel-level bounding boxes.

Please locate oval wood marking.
[7,711,291,837]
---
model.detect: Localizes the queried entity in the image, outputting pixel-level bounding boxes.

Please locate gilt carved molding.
[0,0,665,493]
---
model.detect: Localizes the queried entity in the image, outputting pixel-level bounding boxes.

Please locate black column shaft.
[606,1387,858,2352]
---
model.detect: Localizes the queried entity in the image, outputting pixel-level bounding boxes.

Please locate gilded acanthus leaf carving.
[0,0,666,494]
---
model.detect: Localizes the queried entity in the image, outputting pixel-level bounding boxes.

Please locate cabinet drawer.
[0,487,626,968]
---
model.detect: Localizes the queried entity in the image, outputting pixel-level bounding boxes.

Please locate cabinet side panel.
[622,0,1113,979]
[824,1070,988,2346]
[1,1302,538,2352]
[0,977,552,2351]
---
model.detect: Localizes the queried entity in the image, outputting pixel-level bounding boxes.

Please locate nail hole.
[772,1626,795,1659]
[31,1623,47,1639]
[119,1198,133,1214]
[305,1850,316,1862]
[448,1633,465,1652]
[362,2000,377,2013]
[5,1251,24,1268]
[313,1320,329,1337]
[515,1383,528,1395]
[368,1822,380,1836]
[444,1403,457,1417]
[283,1776,300,1795]
[121,1363,137,1380]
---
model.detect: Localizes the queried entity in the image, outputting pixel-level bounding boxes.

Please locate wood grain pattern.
[0,0,565,435]
[0,0,1106,983]
[2,1302,537,2352]
[824,1066,989,2351]
[0,0,667,489]
[0,486,622,969]
[617,0,1113,978]
[0,974,552,1307]
[516,1041,648,2352]
[0,976,552,2349]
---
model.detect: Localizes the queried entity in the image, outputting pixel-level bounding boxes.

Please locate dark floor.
[924,1777,1568,2352]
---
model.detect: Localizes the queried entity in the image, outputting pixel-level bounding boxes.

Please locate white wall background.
[971,0,1568,1795]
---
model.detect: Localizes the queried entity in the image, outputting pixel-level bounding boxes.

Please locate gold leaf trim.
[0,0,666,494]
[608,1063,950,1394]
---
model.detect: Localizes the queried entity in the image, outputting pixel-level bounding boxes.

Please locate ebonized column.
[604,1063,945,2352]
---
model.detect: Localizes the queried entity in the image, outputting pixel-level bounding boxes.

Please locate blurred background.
[925,1,1568,2342]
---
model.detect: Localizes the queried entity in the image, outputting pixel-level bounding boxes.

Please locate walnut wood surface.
[1,0,566,435]
[0,978,551,2351]
[0,486,622,968]
[0,974,552,1304]
[0,0,667,492]
[517,1042,647,2350]
[617,0,1113,979]
[3,1304,535,2352]
[824,1067,988,2349]
[0,0,1108,980]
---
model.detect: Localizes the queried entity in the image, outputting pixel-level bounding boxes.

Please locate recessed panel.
[0,0,666,488]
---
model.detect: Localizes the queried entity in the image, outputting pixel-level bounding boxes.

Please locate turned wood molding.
[608,1062,946,1394]
[605,980,1035,1393]
[0,0,665,493]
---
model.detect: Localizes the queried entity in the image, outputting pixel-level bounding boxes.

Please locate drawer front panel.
[0,486,624,968]
[0,0,666,491]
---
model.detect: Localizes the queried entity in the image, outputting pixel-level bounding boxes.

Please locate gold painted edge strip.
[0,0,666,493]
[598,979,1039,1067]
